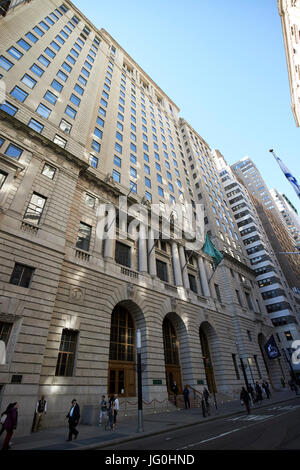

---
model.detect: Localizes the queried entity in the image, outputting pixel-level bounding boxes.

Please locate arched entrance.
[163,317,182,394]
[108,305,136,397]
[200,323,217,393]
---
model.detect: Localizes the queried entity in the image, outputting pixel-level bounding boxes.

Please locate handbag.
[0,413,7,424]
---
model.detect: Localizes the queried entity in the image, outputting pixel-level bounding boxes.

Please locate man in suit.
[66,399,80,441]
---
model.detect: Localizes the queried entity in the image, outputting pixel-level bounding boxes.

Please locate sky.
[73,0,300,213]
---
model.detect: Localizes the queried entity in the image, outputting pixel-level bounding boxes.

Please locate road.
[100,398,300,450]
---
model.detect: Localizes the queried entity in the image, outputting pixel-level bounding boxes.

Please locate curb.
[74,394,300,451]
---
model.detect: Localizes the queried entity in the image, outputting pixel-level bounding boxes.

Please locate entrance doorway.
[163,318,182,394]
[200,324,217,393]
[108,306,136,397]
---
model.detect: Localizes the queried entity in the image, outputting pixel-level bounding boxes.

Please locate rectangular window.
[236,290,243,307]
[0,170,8,189]
[130,181,137,193]
[44,90,57,105]
[91,140,100,152]
[28,118,44,133]
[10,263,35,288]
[33,26,44,37]
[0,321,13,345]
[38,54,50,67]
[115,241,131,268]
[115,142,122,154]
[36,103,51,119]
[89,154,98,168]
[113,169,120,183]
[215,284,222,303]
[232,354,240,380]
[57,70,68,82]
[10,86,28,103]
[62,61,72,73]
[114,155,121,167]
[74,84,84,95]
[65,105,77,119]
[55,329,78,377]
[76,222,92,251]
[21,74,37,89]
[51,79,63,93]
[156,259,168,282]
[24,192,46,225]
[94,127,103,139]
[53,135,67,148]
[70,93,80,106]
[26,32,38,43]
[30,63,44,77]
[245,292,254,311]
[78,75,87,86]
[17,38,31,51]
[42,163,56,179]
[7,46,23,60]
[188,274,198,293]
[44,47,55,59]
[0,56,14,71]
[5,143,23,159]
[59,118,72,133]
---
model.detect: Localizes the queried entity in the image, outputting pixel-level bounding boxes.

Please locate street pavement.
[3,389,299,451]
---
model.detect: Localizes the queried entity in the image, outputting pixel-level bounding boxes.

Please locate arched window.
[109,307,135,362]
[163,318,179,365]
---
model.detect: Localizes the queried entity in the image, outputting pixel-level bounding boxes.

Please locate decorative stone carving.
[171,297,178,312]
[69,287,85,304]
[127,283,135,298]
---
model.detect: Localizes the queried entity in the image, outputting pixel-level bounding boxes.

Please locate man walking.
[183,385,190,409]
[113,394,119,430]
[33,395,47,432]
[66,399,80,441]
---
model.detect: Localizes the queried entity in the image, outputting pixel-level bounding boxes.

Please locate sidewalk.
[5,389,299,451]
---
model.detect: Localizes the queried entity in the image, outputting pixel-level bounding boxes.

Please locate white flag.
[272,152,300,199]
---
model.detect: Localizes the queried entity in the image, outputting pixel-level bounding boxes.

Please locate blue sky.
[73,0,300,213]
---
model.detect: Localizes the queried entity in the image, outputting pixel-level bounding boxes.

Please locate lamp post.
[136,328,143,432]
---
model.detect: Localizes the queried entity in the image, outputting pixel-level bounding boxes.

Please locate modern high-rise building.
[214,150,300,380]
[270,188,300,250]
[0,0,285,435]
[278,0,300,127]
[232,157,300,291]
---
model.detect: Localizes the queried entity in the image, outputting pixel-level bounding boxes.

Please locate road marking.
[177,428,243,449]
[228,414,274,422]
[176,406,300,450]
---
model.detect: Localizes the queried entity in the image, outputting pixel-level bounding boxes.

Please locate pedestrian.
[113,394,119,429]
[1,402,18,450]
[263,381,271,399]
[183,385,190,409]
[99,395,107,426]
[171,381,179,408]
[247,384,255,405]
[33,395,47,432]
[105,394,114,431]
[240,387,251,414]
[66,399,80,441]
[255,382,263,404]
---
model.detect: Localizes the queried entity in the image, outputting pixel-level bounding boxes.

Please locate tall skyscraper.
[214,150,300,381]
[270,188,300,250]
[232,157,300,290]
[0,0,285,434]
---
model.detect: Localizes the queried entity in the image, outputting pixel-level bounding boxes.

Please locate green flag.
[202,234,223,270]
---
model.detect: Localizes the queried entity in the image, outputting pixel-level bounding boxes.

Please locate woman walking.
[1,402,18,450]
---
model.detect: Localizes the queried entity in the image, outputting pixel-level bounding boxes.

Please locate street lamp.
[136,328,143,433]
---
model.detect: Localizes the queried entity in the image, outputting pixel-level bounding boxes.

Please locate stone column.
[179,245,190,289]
[138,224,148,273]
[197,256,210,297]
[171,242,183,286]
[148,229,157,277]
